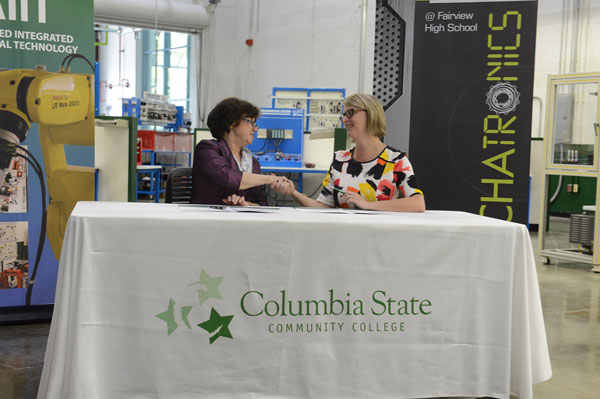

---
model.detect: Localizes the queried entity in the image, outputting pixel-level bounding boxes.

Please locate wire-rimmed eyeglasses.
[242,118,258,129]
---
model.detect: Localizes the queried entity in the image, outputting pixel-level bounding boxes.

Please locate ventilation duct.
[94,0,210,33]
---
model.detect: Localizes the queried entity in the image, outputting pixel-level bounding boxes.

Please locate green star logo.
[187,269,223,305]
[156,299,194,335]
[155,298,178,335]
[180,305,193,329]
[198,307,234,344]
[156,268,234,344]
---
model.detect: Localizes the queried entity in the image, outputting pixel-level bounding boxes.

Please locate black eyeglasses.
[339,108,366,122]
[242,118,258,129]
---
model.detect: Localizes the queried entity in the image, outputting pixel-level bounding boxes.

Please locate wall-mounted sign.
[0,0,94,308]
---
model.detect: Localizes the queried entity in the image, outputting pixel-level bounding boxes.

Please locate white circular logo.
[485,82,521,115]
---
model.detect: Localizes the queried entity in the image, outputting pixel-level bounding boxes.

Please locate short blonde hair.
[344,93,386,137]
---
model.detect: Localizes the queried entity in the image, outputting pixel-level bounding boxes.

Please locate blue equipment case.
[247,108,305,168]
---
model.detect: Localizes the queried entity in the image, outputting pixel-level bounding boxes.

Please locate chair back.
[165,167,193,203]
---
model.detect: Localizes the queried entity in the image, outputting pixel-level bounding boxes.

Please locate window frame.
[141,30,191,112]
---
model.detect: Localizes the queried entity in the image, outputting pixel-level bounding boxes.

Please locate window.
[142,30,191,111]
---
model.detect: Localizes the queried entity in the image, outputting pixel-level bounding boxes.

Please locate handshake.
[223,174,296,207]
[270,175,295,196]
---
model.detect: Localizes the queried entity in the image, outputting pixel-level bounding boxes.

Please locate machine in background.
[539,72,600,272]
[0,65,95,261]
[271,87,345,132]
[0,61,95,305]
[122,93,194,201]
[122,92,192,132]
[247,108,305,168]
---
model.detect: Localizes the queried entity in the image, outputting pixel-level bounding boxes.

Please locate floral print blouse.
[317,146,423,208]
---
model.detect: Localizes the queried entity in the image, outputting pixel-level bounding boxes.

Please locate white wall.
[199,0,375,124]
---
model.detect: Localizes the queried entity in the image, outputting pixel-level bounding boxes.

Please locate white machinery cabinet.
[539,72,600,272]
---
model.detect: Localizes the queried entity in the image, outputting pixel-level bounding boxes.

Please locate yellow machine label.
[28,74,90,125]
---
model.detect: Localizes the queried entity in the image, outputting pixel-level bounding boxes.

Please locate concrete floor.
[530,217,600,399]
[0,217,599,399]
[0,323,47,399]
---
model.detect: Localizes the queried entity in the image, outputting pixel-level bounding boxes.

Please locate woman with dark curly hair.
[191,97,289,206]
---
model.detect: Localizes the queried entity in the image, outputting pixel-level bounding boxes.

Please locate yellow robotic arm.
[0,67,95,260]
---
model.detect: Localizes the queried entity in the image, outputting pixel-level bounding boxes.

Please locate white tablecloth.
[38,202,551,399]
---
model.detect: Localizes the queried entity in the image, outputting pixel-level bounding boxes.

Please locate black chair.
[165,167,193,203]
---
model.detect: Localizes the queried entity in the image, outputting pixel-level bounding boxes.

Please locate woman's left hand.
[344,191,371,210]
[223,194,250,206]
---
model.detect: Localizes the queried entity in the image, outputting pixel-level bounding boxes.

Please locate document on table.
[180,204,402,216]
[179,204,291,213]
[291,207,400,216]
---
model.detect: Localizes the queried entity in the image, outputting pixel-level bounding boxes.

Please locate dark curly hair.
[206,98,261,140]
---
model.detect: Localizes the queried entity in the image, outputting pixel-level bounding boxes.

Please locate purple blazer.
[191,139,267,205]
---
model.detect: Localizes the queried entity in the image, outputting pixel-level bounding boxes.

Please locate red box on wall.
[174,133,193,152]
[138,130,155,150]
[155,132,174,151]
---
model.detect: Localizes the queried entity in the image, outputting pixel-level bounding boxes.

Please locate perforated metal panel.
[569,213,595,247]
[373,0,405,110]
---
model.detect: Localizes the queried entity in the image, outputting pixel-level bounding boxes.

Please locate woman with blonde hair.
[274,93,425,212]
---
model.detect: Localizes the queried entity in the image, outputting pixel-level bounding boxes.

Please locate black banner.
[409,1,538,224]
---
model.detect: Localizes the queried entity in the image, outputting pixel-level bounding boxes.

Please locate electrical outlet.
[573,184,579,193]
